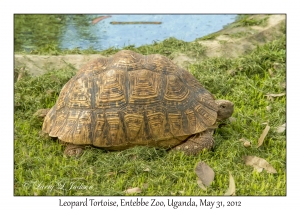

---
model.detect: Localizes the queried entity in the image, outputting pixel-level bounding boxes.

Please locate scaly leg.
[64,144,84,157]
[171,130,214,155]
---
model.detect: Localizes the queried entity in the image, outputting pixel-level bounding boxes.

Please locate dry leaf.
[243,156,277,174]
[224,171,235,196]
[196,178,207,190]
[227,69,236,76]
[124,187,142,194]
[268,69,274,77]
[276,123,286,134]
[195,162,215,186]
[265,93,286,100]
[257,125,270,148]
[265,93,286,97]
[143,167,150,172]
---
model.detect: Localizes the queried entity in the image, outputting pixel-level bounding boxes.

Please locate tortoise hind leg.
[64,144,84,157]
[171,130,214,155]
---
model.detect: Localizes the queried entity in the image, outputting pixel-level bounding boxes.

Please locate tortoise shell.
[42,50,218,150]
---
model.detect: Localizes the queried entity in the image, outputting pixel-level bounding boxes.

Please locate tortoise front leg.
[171,130,214,155]
[64,144,84,157]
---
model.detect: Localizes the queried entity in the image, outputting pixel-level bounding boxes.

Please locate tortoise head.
[215,99,234,121]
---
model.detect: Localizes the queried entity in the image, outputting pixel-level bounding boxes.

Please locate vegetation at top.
[14,16,286,196]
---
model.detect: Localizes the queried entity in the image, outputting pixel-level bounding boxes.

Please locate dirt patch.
[172,53,197,67]
[14,15,285,76]
[173,15,285,66]
[14,54,105,76]
[206,15,285,55]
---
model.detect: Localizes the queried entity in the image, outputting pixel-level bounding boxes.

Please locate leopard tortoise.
[42,50,234,156]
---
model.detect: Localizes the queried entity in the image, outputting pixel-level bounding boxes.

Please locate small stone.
[239,138,251,147]
[243,141,251,147]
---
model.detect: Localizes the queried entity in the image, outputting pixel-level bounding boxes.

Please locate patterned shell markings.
[42,50,218,150]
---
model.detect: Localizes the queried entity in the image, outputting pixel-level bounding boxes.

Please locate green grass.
[98,37,206,59]
[225,15,270,29]
[228,31,256,39]
[197,15,270,41]
[196,32,220,41]
[14,32,286,196]
[17,36,206,61]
